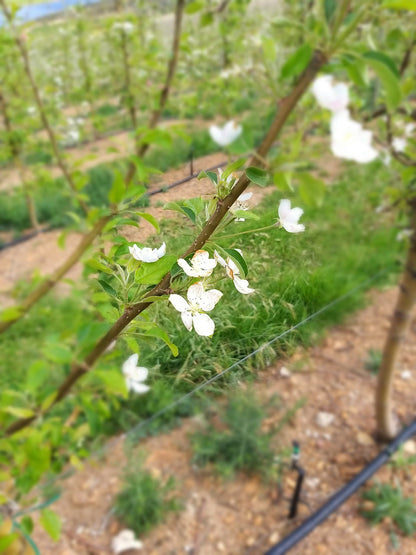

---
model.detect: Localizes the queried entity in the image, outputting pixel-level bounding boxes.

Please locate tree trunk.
[376,199,416,440]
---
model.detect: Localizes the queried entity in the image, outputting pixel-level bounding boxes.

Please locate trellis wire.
[126,268,389,442]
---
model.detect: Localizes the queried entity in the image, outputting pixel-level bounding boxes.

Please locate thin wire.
[126,268,388,441]
[39,267,389,491]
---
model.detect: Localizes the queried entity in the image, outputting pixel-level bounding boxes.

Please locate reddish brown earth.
[31,287,416,555]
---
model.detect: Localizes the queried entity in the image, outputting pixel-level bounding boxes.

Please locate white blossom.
[209,120,242,147]
[122,354,150,394]
[311,75,349,113]
[112,21,135,34]
[278,199,305,233]
[330,110,378,163]
[129,242,166,263]
[214,250,254,294]
[231,192,253,221]
[112,529,143,554]
[392,137,407,152]
[169,282,222,337]
[177,250,217,278]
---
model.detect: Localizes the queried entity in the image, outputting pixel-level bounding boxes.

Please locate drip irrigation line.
[265,417,416,555]
[126,268,388,442]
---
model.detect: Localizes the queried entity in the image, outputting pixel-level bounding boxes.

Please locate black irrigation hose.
[265,418,416,555]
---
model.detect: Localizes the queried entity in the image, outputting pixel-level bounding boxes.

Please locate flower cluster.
[312,75,378,164]
[170,248,255,337]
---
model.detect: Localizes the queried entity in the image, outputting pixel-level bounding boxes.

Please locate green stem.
[216,224,277,240]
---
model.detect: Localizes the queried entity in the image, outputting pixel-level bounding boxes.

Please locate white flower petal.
[209,120,242,146]
[177,258,199,277]
[169,294,189,313]
[112,529,143,554]
[122,353,138,376]
[214,250,227,267]
[128,366,148,382]
[181,310,193,331]
[233,275,255,295]
[192,313,215,336]
[278,199,292,220]
[238,192,253,202]
[283,222,305,234]
[128,381,150,394]
[129,243,166,262]
[198,289,223,312]
[187,282,205,305]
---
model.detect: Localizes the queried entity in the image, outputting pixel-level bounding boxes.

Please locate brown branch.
[124,0,185,184]
[376,198,416,440]
[4,49,327,437]
[0,215,111,335]
[0,0,89,216]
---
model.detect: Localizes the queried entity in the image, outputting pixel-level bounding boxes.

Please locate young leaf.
[144,327,179,356]
[280,44,312,80]
[362,52,402,111]
[198,170,218,185]
[40,509,62,542]
[108,170,125,204]
[136,212,160,233]
[297,173,326,207]
[135,255,176,284]
[245,167,269,187]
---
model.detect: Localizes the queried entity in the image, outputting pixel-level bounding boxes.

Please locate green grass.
[0,107,273,233]
[0,159,404,450]
[365,348,383,375]
[114,461,180,536]
[361,481,416,537]
[190,390,290,479]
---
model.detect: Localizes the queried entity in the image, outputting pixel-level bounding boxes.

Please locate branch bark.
[124,0,185,184]
[0,215,112,335]
[376,199,416,440]
[4,49,327,437]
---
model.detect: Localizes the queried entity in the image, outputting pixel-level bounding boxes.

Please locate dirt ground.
[31,286,416,555]
[3,130,411,555]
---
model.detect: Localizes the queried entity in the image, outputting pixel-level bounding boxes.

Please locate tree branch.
[4,49,327,437]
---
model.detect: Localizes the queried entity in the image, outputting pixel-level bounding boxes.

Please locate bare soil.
[31,286,416,555]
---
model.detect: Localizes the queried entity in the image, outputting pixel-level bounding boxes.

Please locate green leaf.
[135,255,176,284]
[224,248,248,277]
[40,392,57,412]
[362,52,402,111]
[363,51,399,77]
[95,370,128,398]
[20,515,34,536]
[1,406,35,418]
[245,167,269,187]
[273,171,293,192]
[382,0,416,9]
[0,534,19,552]
[26,361,50,393]
[85,258,113,274]
[0,306,22,322]
[280,44,312,80]
[108,170,125,204]
[144,327,179,356]
[297,173,326,207]
[136,212,160,233]
[198,170,218,185]
[200,11,214,26]
[233,210,259,220]
[324,0,337,23]
[98,279,118,298]
[185,0,204,13]
[40,509,61,541]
